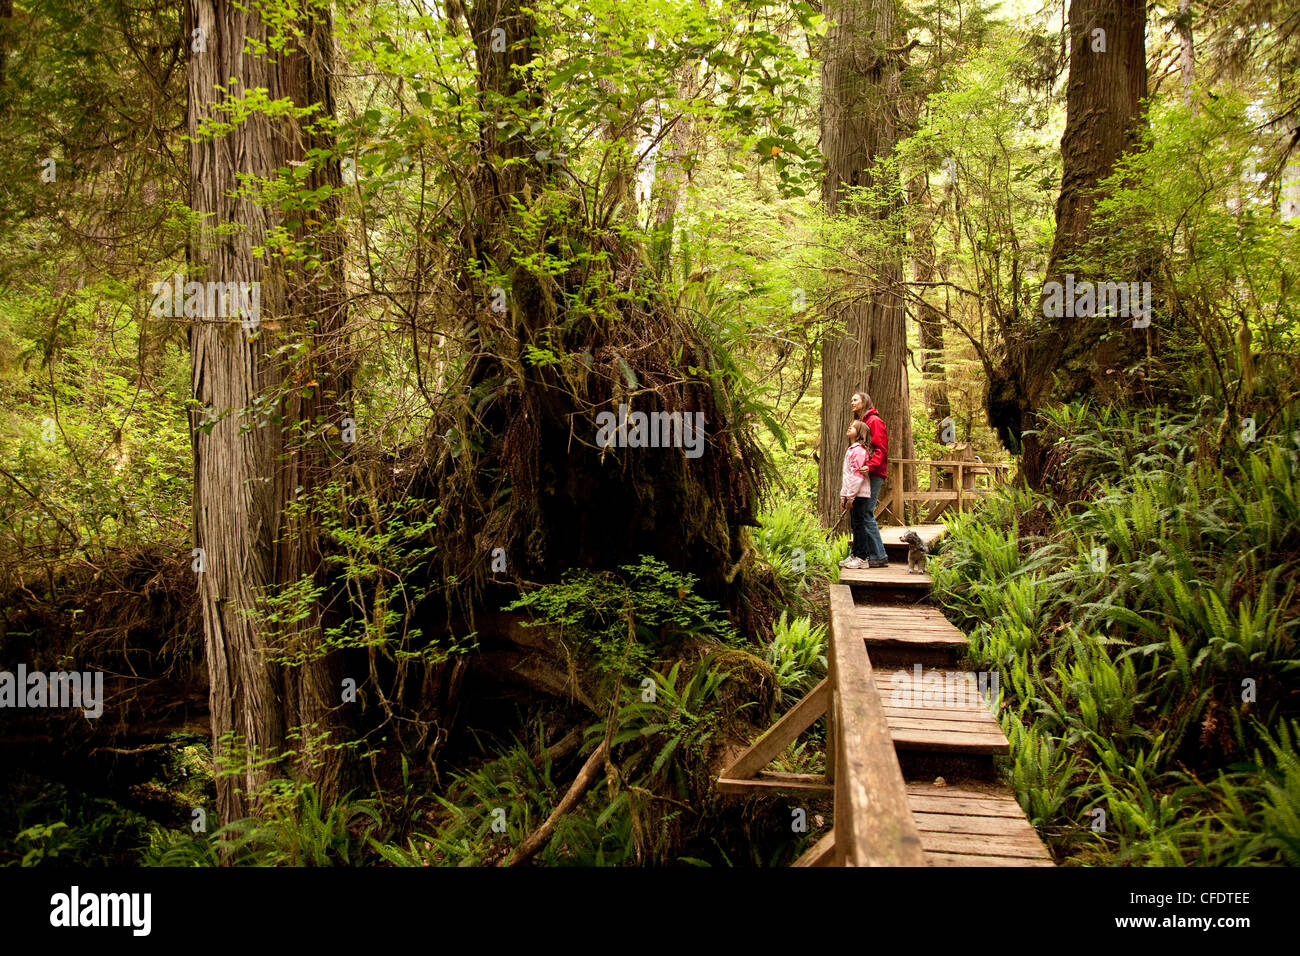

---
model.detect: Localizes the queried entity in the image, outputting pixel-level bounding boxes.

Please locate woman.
[838,420,874,569]
[847,390,890,568]
[850,391,868,423]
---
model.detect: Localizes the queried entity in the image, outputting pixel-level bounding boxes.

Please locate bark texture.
[909,174,950,424]
[817,0,912,525]
[187,0,349,822]
[992,0,1148,485]
[1178,0,1195,105]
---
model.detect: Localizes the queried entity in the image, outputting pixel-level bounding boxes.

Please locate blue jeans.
[855,476,887,561]
[850,496,871,559]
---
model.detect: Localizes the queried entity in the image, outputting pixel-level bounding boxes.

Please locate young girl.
[839,420,875,569]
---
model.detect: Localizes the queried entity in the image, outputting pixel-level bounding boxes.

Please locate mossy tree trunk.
[995,0,1149,485]
[427,1,762,631]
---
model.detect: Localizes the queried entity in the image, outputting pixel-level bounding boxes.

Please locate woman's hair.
[849,420,872,446]
[853,392,873,417]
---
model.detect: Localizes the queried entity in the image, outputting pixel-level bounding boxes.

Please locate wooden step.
[838,562,932,588]
[873,668,1008,756]
[905,781,1053,866]
[854,605,968,658]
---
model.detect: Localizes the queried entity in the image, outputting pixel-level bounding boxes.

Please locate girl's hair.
[849,420,872,446]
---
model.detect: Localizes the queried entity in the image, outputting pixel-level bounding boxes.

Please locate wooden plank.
[918,827,1046,856]
[858,607,954,621]
[890,459,1012,469]
[719,679,828,781]
[873,668,994,687]
[872,669,1001,712]
[863,625,966,637]
[884,716,1003,735]
[883,699,993,716]
[828,584,925,866]
[906,782,1018,799]
[792,830,837,868]
[839,564,932,587]
[860,618,961,629]
[716,776,832,797]
[912,812,1045,837]
[926,851,1053,868]
[866,635,968,650]
[887,728,1008,754]
[866,633,965,644]
[860,621,964,633]
[883,706,996,722]
[917,831,1051,858]
[858,609,958,623]
[861,618,962,631]
[863,621,967,634]
[906,794,1028,818]
[859,620,962,631]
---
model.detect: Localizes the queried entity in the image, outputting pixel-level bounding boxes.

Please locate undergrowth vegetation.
[934,402,1300,865]
[69,549,831,868]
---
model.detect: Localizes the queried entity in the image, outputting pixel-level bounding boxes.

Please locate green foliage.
[936,402,1300,865]
[0,281,191,589]
[143,781,382,867]
[503,556,741,685]
[764,611,827,703]
[752,499,834,611]
[372,560,778,867]
[0,772,153,867]
[373,649,763,867]
[1090,91,1300,410]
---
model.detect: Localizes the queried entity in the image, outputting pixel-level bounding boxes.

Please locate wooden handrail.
[889,458,1013,469]
[827,585,926,866]
[718,586,929,865]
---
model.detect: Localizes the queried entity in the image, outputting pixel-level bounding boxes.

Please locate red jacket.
[860,408,888,478]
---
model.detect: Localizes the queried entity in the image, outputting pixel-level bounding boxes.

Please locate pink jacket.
[840,443,871,499]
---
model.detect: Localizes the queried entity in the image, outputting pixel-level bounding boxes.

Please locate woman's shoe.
[867,558,889,568]
[838,556,855,567]
[842,557,865,569]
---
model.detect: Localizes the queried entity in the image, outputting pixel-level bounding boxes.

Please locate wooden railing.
[825,584,925,866]
[878,457,1014,525]
[716,583,925,866]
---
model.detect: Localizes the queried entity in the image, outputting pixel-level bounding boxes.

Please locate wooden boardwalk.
[718,524,1052,867]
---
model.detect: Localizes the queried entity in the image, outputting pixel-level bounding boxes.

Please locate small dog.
[902,530,928,574]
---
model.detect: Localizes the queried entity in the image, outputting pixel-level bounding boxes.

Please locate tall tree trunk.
[188,0,349,823]
[995,0,1148,486]
[817,0,911,526]
[0,0,12,100]
[649,62,698,273]
[908,173,950,425]
[1177,0,1195,105]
